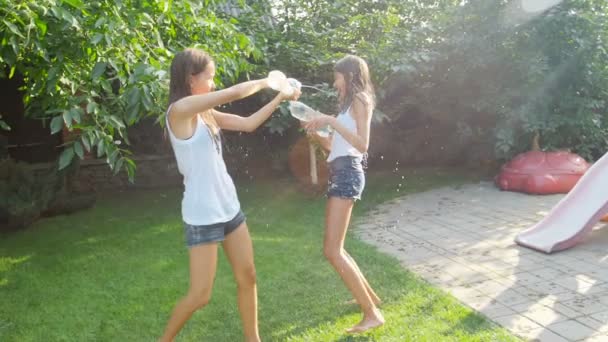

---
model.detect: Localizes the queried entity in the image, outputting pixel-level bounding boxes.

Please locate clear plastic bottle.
[267,71,300,96]
[286,78,301,96]
[267,70,287,91]
[288,101,332,137]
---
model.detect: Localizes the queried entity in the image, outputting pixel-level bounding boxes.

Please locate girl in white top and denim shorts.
[159,48,300,342]
[326,105,366,200]
[303,55,385,334]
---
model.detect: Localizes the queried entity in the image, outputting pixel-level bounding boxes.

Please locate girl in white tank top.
[301,55,385,334]
[326,105,364,162]
[159,48,300,342]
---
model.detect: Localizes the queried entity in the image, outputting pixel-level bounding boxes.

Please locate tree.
[1,0,259,178]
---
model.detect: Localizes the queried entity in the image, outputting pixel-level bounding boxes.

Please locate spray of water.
[503,0,564,26]
[300,84,335,95]
[521,0,563,14]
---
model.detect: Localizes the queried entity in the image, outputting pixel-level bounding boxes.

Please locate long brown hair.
[334,55,376,113]
[168,48,219,134]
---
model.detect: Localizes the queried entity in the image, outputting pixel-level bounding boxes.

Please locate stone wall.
[29,154,182,192]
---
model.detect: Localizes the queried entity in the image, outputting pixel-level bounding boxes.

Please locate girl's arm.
[169,79,269,121]
[213,89,301,132]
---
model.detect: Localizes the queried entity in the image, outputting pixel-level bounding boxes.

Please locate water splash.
[521,0,563,13]
[300,84,335,95]
[503,0,564,26]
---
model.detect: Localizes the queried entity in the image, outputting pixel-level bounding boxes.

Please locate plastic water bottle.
[288,101,332,137]
[267,71,300,96]
[267,70,286,91]
[286,78,301,96]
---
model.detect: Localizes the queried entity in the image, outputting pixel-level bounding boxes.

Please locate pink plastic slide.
[515,151,608,253]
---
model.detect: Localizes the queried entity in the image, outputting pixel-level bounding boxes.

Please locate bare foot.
[345,308,385,334]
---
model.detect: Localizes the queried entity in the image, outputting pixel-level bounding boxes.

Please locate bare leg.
[337,203,381,305]
[324,197,384,334]
[344,251,381,306]
[223,223,260,342]
[159,243,218,342]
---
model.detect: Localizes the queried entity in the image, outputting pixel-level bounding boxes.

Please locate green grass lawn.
[0,169,517,341]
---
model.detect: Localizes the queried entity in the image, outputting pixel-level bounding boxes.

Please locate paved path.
[354,182,608,341]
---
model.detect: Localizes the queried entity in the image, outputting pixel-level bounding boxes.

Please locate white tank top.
[166,110,240,225]
[327,107,363,162]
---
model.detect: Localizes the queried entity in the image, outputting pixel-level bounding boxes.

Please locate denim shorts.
[327,156,365,200]
[183,210,246,248]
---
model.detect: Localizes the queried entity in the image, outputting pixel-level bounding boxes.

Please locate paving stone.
[547,320,596,341]
[355,182,608,341]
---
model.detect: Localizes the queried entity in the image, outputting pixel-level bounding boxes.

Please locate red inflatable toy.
[495,151,590,195]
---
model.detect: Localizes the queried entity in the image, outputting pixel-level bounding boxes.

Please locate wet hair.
[334,55,375,113]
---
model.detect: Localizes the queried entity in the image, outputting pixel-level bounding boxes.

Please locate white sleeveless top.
[327,107,363,162]
[166,110,240,225]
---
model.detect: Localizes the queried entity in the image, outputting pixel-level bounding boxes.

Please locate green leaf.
[91,62,106,80]
[114,158,124,175]
[70,108,83,124]
[108,149,119,165]
[58,147,75,170]
[62,0,84,10]
[3,20,24,38]
[86,101,97,114]
[35,19,47,36]
[47,66,59,79]
[142,87,153,110]
[81,135,91,152]
[50,115,64,134]
[8,66,15,79]
[97,139,105,157]
[0,120,10,131]
[125,158,136,181]
[109,116,125,129]
[74,141,84,159]
[94,18,105,28]
[127,87,140,107]
[91,33,104,45]
[62,110,72,129]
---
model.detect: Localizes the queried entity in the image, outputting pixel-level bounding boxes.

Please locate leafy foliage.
[1,0,257,177]
[3,0,608,174]
[249,0,608,160]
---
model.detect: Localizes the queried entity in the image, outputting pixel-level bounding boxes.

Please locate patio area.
[355,182,608,341]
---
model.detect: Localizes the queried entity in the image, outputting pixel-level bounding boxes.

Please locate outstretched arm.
[213,89,301,132]
[169,79,270,121]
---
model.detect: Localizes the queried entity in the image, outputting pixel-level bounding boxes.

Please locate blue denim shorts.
[183,210,246,248]
[327,156,365,200]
